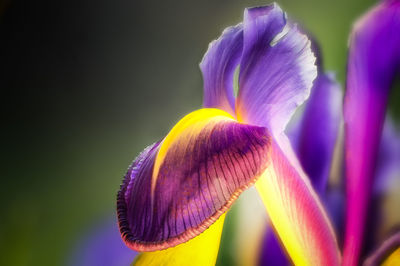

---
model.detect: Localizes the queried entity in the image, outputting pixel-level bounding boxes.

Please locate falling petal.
[118,108,272,252]
[255,138,341,265]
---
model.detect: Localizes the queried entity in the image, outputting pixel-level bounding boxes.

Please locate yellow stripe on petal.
[382,247,400,266]
[152,108,235,194]
[134,214,226,266]
[255,140,341,266]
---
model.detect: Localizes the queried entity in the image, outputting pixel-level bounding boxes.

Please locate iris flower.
[116,1,400,265]
[117,3,341,265]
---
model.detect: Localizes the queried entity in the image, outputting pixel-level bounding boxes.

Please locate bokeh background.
[2,0,398,265]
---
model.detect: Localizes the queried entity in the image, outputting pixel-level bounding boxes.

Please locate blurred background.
[1,0,396,265]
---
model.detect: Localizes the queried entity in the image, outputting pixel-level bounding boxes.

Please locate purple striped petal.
[117,109,271,252]
[200,24,243,116]
[236,4,317,135]
[343,1,400,264]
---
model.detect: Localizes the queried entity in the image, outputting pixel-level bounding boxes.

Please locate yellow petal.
[134,214,225,266]
[382,247,400,266]
[255,139,340,265]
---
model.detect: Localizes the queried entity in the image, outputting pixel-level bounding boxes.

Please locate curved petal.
[200,24,243,116]
[117,108,272,252]
[255,139,341,265]
[364,232,400,266]
[259,72,342,265]
[343,1,400,264]
[236,4,317,135]
[134,214,225,266]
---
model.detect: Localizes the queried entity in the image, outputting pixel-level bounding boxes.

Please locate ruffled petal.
[236,4,317,135]
[343,1,400,264]
[255,139,341,265]
[117,108,272,252]
[134,214,225,266]
[364,232,400,266]
[200,24,243,116]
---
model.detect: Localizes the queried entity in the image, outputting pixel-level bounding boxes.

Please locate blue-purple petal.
[236,4,317,135]
[200,24,243,116]
[294,72,342,193]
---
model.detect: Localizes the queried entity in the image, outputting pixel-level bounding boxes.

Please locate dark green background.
[0,0,384,265]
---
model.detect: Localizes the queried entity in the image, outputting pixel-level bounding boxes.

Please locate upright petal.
[255,139,341,265]
[236,4,317,135]
[295,73,342,193]
[343,1,400,264]
[200,24,243,116]
[117,108,272,252]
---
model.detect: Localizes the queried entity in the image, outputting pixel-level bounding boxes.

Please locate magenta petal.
[117,110,272,252]
[200,24,243,115]
[236,4,317,135]
[343,1,400,264]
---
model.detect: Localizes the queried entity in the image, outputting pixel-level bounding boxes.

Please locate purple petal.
[69,216,137,266]
[200,24,243,116]
[258,229,289,266]
[236,4,317,135]
[294,72,342,193]
[117,109,272,251]
[343,1,400,264]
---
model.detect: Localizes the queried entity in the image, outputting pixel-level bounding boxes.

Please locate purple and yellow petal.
[200,24,243,116]
[236,4,317,135]
[118,108,272,252]
[343,1,400,264]
[255,139,341,265]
